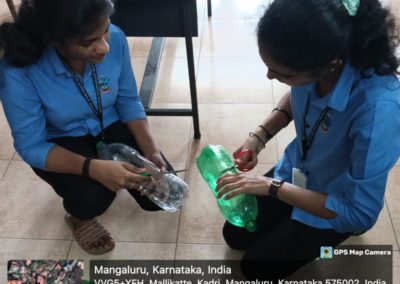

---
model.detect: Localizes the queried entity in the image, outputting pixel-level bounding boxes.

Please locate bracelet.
[272,107,292,123]
[249,132,266,149]
[258,125,274,140]
[82,158,92,178]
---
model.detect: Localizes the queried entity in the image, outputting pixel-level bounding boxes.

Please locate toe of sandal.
[65,214,115,255]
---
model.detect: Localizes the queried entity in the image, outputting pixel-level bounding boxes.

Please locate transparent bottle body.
[97,142,189,212]
[196,144,258,232]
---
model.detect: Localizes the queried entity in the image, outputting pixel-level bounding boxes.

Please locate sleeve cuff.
[20,142,57,170]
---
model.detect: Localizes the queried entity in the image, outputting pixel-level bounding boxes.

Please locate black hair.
[257,0,400,76]
[0,0,114,67]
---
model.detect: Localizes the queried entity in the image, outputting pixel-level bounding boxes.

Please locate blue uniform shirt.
[275,62,400,233]
[0,24,146,170]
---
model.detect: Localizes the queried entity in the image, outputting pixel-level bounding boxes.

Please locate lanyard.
[301,97,331,168]
[66,64,105,141]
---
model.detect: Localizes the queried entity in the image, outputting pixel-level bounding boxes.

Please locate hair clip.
[341,0,360,16]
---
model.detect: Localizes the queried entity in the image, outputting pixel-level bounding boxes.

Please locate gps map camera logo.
[320,246,333,259]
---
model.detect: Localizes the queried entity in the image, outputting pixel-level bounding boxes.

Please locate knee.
[64,188,116,219]
[223,222,252,251]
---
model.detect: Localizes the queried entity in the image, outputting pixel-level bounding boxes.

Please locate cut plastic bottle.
[196,144,258,232]
[97,142,189,212]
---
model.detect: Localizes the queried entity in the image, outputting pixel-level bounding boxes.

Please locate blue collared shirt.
[0,24,146,170]
[275,62,400,233]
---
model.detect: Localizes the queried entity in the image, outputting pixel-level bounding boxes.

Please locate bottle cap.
[245,220,257,232]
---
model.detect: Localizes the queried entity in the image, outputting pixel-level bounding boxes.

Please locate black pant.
[32,121,174,220]
[223,168,351,281]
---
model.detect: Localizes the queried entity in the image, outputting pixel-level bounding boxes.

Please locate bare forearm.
[44,145,85,175]
[262,91,292,135]
[126,119,160,158]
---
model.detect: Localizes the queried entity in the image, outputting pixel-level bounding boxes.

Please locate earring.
[330,59,343,72]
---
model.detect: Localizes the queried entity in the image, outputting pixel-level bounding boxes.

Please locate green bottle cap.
[96,141,106,151]
[245,220,257,232]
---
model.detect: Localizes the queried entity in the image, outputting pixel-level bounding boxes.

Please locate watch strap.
[269,178,284,199]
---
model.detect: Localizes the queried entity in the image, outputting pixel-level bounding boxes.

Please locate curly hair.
[0,0,114,67]
[257,0,400,76]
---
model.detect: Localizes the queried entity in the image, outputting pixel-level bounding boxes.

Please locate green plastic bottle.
[196,144,258,232]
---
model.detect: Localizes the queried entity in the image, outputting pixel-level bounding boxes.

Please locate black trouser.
[32,121,173,220]
[223,168,352,281]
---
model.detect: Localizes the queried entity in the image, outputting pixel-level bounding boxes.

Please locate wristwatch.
[269,178,284,199]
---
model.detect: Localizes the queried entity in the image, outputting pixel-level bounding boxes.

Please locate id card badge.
[292,168,308,188]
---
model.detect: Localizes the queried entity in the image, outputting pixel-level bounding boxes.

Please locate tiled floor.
[1,0,399,282]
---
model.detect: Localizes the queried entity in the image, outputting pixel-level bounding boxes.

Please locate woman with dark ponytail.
[216,0,400,280]
[0,0,174,255]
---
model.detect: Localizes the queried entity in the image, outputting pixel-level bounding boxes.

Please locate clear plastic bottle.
[196,144,258,232]
[96,142,189,212]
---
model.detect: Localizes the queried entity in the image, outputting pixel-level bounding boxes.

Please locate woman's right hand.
[233,135,263,171]
[88,159,150,192]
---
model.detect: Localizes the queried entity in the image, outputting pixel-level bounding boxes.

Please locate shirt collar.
[44,46,71,76]
[309,61,358,112]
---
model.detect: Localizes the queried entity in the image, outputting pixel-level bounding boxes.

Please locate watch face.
[272,178,283,186]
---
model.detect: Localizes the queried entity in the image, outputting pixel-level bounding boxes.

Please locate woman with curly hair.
[216,0,400,280]
[0,0,174,255]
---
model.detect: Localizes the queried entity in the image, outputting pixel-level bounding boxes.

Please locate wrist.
[146,150,161,159]
[244,136,263,154]
[82,158,92,178]
[268,178,284,199]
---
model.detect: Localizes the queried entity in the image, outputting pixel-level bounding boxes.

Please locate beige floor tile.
[0,11,13,22]
[176,244,243,260]
[394,250,399,284]
[196,57,272,104]
[276,123,296,159]
[343,203,398,249]
[207,0,268,20]
[0,161,71,239]
[178,162,227,244]
[0,161,9,178]
[188,103,278,164]
[201,19,259,57]
[0,238,70,282]
[131,57,147,89]
[96,189,180,243]
[68,242,175,280]
[128,14,204,58]
[131,56,199,105]
[385,166,400,245]
[13,152,22,161]
[151,57,199,104]
[0,105,16,160]
[147,116,191,163]
[272,80,291,105]
[130,22,203,59]
[389,0,400,16]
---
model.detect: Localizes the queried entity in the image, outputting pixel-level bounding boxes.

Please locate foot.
[65,214,115,255]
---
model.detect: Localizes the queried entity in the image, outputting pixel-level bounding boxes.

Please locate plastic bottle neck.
[96,141,107,152]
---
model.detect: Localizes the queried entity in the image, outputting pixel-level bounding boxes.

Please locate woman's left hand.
[216,173,271,200]
[148,151,167,171]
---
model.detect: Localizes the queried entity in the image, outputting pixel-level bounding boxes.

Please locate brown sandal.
[65,214,115,255]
